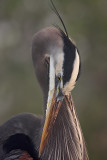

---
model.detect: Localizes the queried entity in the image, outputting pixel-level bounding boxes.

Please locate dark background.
[0,0,107,159]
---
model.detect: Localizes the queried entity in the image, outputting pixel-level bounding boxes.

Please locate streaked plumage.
[0,1,88,160]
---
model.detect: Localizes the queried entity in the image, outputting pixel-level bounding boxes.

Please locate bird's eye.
[57,75,61,81]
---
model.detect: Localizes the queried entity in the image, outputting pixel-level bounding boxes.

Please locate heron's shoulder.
[0,113,42,143]
[0,113,42,129]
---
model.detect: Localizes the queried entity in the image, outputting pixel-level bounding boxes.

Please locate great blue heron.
[0,1,88,160]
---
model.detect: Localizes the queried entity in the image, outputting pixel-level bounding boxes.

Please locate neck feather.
[40,94,88,160]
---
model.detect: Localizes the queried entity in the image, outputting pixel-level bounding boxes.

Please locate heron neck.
[40,94,87,160]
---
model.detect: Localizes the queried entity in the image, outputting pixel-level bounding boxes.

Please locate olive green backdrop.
[0,0,107,160]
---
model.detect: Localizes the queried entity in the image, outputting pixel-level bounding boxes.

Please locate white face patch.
[49,56,55,91]
[46,52,64,115]
[55,53,64,76]
[49,52,64,91]
[46,56,55,115]
[63,49,80,95]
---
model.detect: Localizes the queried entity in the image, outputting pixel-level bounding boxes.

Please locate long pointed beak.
[39,81,64,156]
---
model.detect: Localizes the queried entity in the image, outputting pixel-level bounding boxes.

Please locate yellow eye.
[58,75,61,81]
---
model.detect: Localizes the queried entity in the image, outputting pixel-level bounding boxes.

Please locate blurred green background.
[0,0,107,159]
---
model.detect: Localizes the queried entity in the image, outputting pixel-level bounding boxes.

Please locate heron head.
[32,27,81,156]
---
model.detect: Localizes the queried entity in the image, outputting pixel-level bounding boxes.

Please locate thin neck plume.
[40,94,88,160]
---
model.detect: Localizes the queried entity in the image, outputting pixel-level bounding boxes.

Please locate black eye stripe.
[60,30,76,86]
